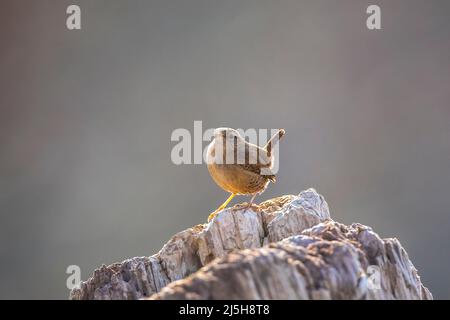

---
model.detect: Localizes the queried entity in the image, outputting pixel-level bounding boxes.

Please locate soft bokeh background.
[1,0,449,299]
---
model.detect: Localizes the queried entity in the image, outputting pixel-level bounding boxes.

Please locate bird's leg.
[243,193,261,211]
[248,194,257,207]
[235,193,258,211]
[208,193,236,221]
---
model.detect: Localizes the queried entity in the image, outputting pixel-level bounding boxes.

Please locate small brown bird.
[206,128,285,221]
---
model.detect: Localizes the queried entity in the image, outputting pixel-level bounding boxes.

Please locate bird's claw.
[207,212,217,222]
[207,209,222,222]
[234,202,260,211]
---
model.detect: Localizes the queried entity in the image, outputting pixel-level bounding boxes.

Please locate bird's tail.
[264,129,285,157]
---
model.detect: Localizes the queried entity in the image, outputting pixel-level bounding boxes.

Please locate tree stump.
[70,188,432,300]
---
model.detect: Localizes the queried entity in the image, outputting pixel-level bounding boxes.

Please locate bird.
[206,128,285,221]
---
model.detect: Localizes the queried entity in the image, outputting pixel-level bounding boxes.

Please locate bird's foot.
[234,202,260,211]
[207,209,222,222]
[208,193,236,222]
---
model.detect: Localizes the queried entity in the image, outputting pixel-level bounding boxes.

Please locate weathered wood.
[70,188,432,300]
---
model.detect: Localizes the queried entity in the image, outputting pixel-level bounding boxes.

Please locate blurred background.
[1,0,449,299]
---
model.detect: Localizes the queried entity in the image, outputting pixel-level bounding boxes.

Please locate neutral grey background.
[1,0,449,299]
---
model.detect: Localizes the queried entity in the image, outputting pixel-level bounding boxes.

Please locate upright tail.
[264,129,285,157]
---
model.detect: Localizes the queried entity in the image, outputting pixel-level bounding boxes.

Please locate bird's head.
[214,127,241,142]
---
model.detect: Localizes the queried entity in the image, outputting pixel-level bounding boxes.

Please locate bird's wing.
[236,163,276,182]
[239,163,262,175]
[224,137,274,178]
[246,143,271,167]
[234,140,273,172]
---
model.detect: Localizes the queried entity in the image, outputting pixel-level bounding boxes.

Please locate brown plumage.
[206,128,285,221]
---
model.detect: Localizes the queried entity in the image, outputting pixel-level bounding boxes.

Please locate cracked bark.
[69,188,432,300]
